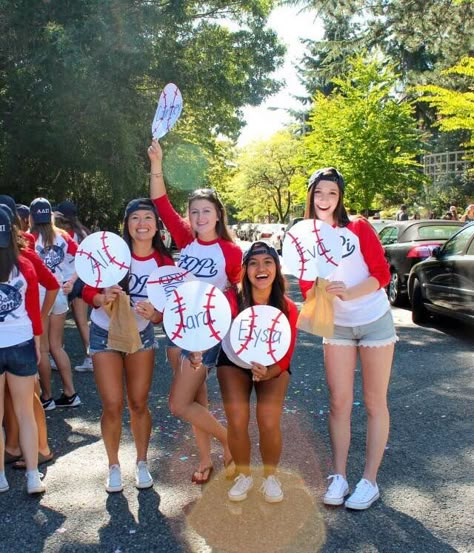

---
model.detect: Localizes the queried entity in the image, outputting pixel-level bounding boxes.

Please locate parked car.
[378,220,464,306]
[407,223,474,325]
[254,223,284,243]
[369,219,391,234]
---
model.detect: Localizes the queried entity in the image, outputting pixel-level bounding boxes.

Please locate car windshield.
[417,225,461,240]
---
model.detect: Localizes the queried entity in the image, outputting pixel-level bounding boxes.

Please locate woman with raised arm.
[148,139,240,484]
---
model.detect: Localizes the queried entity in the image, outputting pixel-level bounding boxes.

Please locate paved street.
[1,274,473,553]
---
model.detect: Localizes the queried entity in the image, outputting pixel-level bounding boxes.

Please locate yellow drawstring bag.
[297,278,335,338]
[103,294,143,354]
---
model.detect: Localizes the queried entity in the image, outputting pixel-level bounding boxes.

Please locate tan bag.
[297,278,335,338]
[103,293,143,354]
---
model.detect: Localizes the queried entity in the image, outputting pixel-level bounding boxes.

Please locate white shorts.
[41,288,69,316]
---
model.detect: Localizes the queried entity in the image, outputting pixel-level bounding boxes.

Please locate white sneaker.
[135,461,153,489]
[74,356,94,372]
[228,474,253,502]
[26,470,46,494]
[106,464,123,493]
[345,478,379,510]
[0,472,9,493]
[323,474,349,506]
[260,475,283,503]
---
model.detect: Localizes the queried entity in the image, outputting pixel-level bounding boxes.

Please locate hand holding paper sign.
[151,83,183,140]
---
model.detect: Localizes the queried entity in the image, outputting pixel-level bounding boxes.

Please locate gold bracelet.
[150,172,163,177]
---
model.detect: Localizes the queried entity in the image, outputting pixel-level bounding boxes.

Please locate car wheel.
[388,271,404,306]
[411,278,429,324]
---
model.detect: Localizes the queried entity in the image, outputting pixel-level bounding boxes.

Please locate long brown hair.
[0,229,19,282]
[304,168,350,227]
[239,243,288,317]
[188,188,234,242]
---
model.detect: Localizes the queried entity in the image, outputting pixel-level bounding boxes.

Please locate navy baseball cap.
[0,206,12,248]
[243,241,280,266]
[56,200,77,217]
[16,204,30,218]
[0,203,14,224]
[308,167,345,192]
[30,197,52,224]
[0,194,17,216]
[124,198,156,218]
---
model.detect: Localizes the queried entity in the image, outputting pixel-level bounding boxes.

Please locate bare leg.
[217,366,253,475]
[324,344,358,478]
[360,344,394,483]
[0,374,5,473]
[255,371,290,476]
[71,298,90,355]
[192,380,212,473]
[124,350,154,462]
[4,383,21,456]
[93,352,124,466]
[7,373,38,471]
[38,325,52,400]
[49,313,75,397]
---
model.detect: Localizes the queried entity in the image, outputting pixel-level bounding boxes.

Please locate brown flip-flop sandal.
[4,451,22,464]
[191,465,214,485]
[12,451,55,470]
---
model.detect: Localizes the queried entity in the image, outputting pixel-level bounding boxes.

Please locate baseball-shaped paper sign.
[146,266,194,312]
[152,83,183,139]
[221,332,252,370]
[282,219,342,280]
[75,231,131,288]
[229,305,291,366]
[163,281,231,351]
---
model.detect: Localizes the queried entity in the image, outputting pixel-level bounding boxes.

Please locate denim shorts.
[0,339,38,377]
[323,309,398,347]
[89,321,156,356]
[181,342,221,369]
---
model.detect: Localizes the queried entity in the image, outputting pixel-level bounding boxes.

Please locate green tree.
[417,57,474,148]
[301,55,426,213]
[0,0,285,229]
[224,131,303,222]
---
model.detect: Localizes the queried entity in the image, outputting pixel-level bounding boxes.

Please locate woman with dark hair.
[217,241,298,503]
[53,205,92,372]
[301,168,396,510]
[29,197,80,410]
[148,139,240,484]
[0,206,46,494]
[82,199,174,493]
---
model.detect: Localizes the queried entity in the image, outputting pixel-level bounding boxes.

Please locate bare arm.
[147,139,166,200]
[326,276,380,301]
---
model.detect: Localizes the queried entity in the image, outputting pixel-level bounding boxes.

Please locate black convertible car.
[407,223,474,325]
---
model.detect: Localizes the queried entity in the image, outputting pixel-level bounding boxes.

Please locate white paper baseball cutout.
[75,231,131,288]
[221,332,252,369]
[146,266,194,312]
[282,219,342,280]
[163,281,231,351]
[229,305,291,366]
[151,83,183,139]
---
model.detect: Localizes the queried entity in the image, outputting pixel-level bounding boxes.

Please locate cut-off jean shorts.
[0,339,38,377]
[323,309,398,348]
[163,331,220,370]
[89,321,156,356]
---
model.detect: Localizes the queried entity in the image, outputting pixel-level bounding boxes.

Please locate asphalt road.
[1,273,473,553]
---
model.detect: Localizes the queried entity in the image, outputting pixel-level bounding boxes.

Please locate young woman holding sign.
[300,168,396,510]
[82,199,174,492]
[148,139,240,484]
[216,241,298,503]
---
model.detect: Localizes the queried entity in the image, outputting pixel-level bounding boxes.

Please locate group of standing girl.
[1,146,396,511]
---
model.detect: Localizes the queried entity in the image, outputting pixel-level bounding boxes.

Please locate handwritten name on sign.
[152,83,183,140]
[147,266,195,312]
[75,231,131,288]
[163,281,231,351]
[229,305,291,366]
[282,219,342,280]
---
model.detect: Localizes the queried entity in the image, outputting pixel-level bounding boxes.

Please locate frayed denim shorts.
[181,343,221,369]
[323,309,398,347]
[0,339,38,377]
[89,321,156,356]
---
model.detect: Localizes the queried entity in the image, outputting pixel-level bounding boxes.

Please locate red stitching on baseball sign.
[236,306,257,356]
[312,220,337,267]
[204,286,221,341]
[287,231,308,280]
[170,289,186,341]
[267,310,284,363]
[76,248,102,287]
[100,232,129,270]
